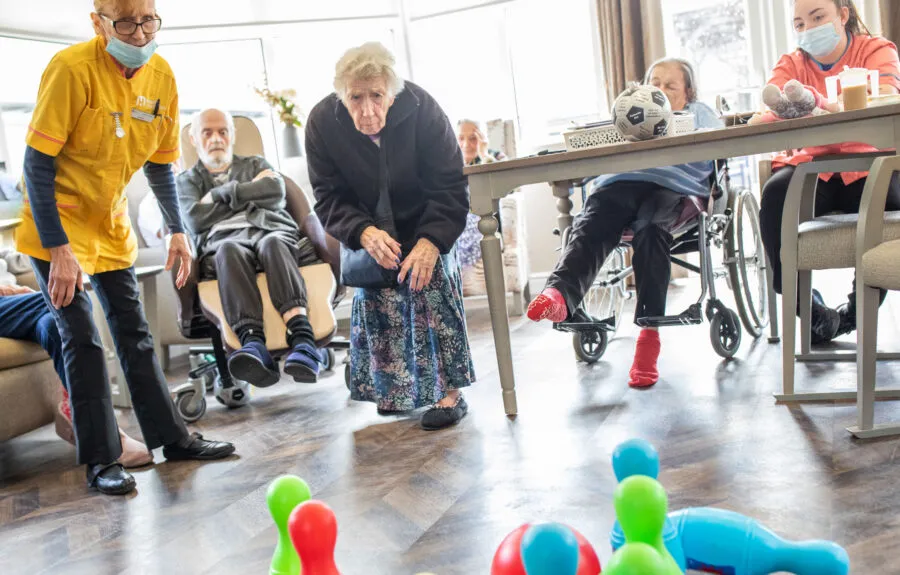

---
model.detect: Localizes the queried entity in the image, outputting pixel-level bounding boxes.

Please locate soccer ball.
[612,84,673,142]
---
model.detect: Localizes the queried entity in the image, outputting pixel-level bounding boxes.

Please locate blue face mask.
[797,21,842,58]
[106,36,158,69]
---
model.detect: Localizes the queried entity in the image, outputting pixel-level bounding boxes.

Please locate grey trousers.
[202,234,318,334]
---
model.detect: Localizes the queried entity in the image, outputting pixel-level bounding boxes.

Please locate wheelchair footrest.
[553,309,616,333]
[636,304,703,328]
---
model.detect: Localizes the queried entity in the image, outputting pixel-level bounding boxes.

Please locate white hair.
[190,108,235,141]
[456,118,488,141]
[333,42,405,102]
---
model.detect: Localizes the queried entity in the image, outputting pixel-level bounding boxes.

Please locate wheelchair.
[169,116,350,423]
[552,160,769,363]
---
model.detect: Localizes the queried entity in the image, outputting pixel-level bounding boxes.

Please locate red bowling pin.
[288,500,341,575]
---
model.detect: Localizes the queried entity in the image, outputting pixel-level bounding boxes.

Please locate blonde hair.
[333,42,404,102]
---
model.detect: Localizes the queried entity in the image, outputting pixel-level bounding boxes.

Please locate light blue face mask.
[106,36,158,69]
[797,20,842,58]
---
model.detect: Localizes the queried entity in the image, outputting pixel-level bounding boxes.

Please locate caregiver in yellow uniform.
[17,0,234,496]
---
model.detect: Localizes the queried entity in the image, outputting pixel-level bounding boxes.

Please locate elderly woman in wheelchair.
[529,58,765,387]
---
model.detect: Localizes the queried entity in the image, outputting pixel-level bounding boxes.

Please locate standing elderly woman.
[306,42,475,430]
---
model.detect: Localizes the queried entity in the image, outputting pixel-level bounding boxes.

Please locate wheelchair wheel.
[175,389,207,423]
[344,363,352,391]
[573,328,608,364]
[581,247,629,337]
[710,309,742,359]
[726,191,769,338]
[320,348,336,372]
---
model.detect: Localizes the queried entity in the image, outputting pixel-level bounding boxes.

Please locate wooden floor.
[3,276,900,574]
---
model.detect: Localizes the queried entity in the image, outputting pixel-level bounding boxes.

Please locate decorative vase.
[282,124,303,158]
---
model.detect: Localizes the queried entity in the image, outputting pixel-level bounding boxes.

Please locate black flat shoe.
[421,395,468,431]
[86,462,136,495]
[163,432,235,461]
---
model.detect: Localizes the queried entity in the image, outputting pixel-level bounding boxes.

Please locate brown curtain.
[882,1,900,45]
[596,0,665,106]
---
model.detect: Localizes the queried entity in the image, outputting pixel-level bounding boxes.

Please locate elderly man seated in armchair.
[176,109,323,387]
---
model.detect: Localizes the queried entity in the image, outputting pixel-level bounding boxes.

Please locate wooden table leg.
[480,213,517,416]
[552,181,575,241]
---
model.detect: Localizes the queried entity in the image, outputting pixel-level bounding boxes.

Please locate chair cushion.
[197,263,337,352]
[0,338,50,371]
[798,211,900,270]
[863,239,900,290]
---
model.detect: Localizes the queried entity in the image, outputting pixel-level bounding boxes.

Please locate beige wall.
[520,182,585,277]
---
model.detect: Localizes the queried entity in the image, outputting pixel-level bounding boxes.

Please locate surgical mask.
[797,21,842,58]
[106,36,158,69]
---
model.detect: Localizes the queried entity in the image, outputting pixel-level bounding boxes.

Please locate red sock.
[527,288,568,323]
[60,388,72,420]
[629,329,661,388]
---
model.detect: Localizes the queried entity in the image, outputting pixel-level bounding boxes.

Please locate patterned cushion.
[797,212,900,270]
[863,239,900,290]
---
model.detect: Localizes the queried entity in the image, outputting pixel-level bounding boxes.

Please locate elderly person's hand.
[361,226,401,270]
[48,244,84,309]
[167,232,194,289]
[253,169,278,182]
[398,238,439,292]
[0,284,35,296]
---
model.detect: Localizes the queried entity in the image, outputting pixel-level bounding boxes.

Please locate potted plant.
[255,86,304,157]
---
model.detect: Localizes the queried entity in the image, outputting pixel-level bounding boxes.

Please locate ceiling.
[0,0,398,41]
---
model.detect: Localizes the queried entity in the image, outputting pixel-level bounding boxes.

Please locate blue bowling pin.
[609,439,687,572]
[672,507,850,575]
[520,523,580,575]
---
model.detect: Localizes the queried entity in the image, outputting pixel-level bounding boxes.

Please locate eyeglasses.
[99,14,162,35]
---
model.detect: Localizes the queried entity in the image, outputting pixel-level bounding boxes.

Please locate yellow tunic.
[16,35,180,275]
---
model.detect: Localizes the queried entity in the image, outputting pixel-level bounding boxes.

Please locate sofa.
[0,268,63,443]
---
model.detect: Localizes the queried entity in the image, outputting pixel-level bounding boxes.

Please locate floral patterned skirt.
[348,247,476,411]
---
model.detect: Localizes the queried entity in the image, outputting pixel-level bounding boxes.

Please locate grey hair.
[334,42,405,102]
[456,118,488,141]
[643,57,699,103]
[190,108,235,140]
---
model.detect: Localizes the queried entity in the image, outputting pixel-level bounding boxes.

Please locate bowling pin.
[613,476,682,575]
[520,523,580,575]
[605,542,671,575]
[288,500,341,575]
[267,475,312,575]
[672,507,850,575]
[609,439,686,571]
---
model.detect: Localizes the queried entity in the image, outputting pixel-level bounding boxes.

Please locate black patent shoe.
[86,462,136,495]
[163,432,235,461]
[421,394,468,431]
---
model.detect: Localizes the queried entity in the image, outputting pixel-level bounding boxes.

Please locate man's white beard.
[200,147,233,171]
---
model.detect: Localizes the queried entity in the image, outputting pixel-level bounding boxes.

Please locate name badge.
[131,108,156,123]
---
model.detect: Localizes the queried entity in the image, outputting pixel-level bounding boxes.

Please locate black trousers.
[546,181,683,324]
[206,234,310,335]
[31,259,187,465]
[759,166,900,314]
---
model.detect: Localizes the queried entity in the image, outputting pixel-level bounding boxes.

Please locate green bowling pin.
[267,475,312,575]
[613,476,682,575]
[605,542,671,575]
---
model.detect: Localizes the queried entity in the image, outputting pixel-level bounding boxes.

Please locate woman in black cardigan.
[305,42,475,430]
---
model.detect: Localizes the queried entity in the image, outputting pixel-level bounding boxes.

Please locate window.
[661,0,761,112]
[408,5,517,128]
[407,0,604,150]
[0,37,69,182]
[156,39,276,167]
